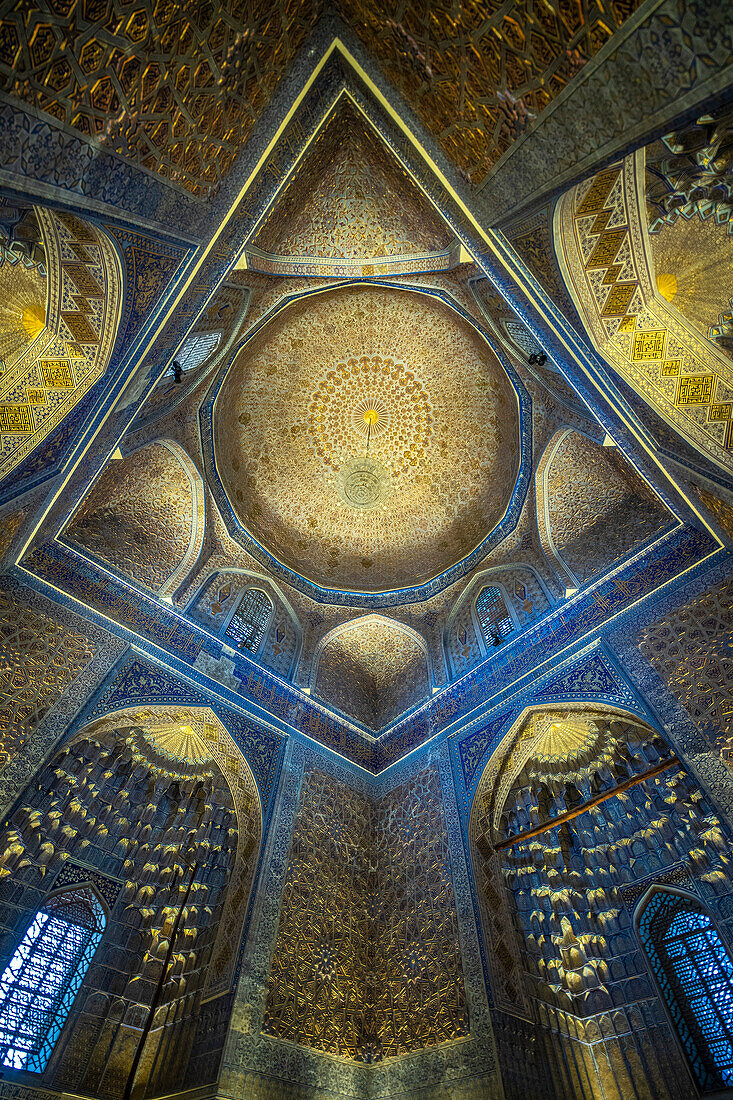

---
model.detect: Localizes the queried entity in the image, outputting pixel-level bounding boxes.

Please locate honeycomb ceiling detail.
[252,102,452,259]
[0,0,643,197]
[214,284,519,593]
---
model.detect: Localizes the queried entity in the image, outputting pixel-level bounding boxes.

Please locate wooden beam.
[493,757,681,852]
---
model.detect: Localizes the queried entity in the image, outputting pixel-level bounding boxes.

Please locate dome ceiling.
[214,284,520,594]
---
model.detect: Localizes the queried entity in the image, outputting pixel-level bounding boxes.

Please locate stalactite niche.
[0,709,261,1099]
[471,707,733,1100]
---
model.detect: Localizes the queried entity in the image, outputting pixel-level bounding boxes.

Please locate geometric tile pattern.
[555,156,733,471]
[0,590,95,773]
[0,207,122,484]
[638,577,733,765]
[0,2,644,195]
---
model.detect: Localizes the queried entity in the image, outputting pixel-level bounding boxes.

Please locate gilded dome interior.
[1,8,732,1100]
[214,284,520,593]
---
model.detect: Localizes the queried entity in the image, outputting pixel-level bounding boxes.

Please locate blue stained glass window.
[639,889,733,1091]
[0,886,105,1073]
[225,588,272,653]
[476,586,514,646]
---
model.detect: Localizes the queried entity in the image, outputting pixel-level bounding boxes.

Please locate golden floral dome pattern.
[215,285,519,593]
[252,104,452,261]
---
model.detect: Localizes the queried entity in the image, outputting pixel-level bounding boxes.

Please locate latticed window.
[476,585,514,645]
[224,588,273,653]
[165,331,221,377]
[0,886,105,1072]
[639,889,733,1091]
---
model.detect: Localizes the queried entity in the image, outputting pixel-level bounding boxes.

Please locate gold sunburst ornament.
[142,720,213,767]
[352,396,389,440]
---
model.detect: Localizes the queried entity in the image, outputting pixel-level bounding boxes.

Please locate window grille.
[165,331,221,377]
[0,886,105,1072]
[476,586,514,645]
[639,889,733,1091]
[504,320,542,360]
[224,588,273,653]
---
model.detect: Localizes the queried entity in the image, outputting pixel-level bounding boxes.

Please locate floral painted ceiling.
[0,0,644,197]
[214,283,520,593]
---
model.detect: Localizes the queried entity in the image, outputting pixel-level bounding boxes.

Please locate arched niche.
[64,439,205,596]
[554,151,733,477]
[535,428,671,587]
[186,568,302,680]
[311,614,431,730]
[444,565,553,679]
[0,205,123,485]
[0,705,261,1097]
[634,884,733,1094]
[469,704,733,1099]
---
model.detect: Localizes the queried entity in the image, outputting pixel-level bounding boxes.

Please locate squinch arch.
[311,614,432,729]
[64,438,205,597]
[535,427,671,587]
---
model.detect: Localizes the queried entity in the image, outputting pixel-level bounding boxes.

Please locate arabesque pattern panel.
[0,590,95,772]
[263,765,468,1061]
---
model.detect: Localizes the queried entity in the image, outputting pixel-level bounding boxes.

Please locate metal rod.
[493,757,681,852]
[122,858,198,1100]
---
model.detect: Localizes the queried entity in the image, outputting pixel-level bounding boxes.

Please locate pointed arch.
[554,151,733,477]
[310,614,432,729]
[468,705,682,1019]
[186,567,303,679]
[75,704,262,1002]
[635,885,733,1092]
[0,206,123,486]
[0,702,264,1094]
[444,564,554,678]
[63,438,205,597]
[310,614,433,693]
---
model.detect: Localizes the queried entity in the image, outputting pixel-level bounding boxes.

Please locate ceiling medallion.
[525,714,611,784]
[337,456,393,511]
[352,399,389,439]
[139,718,214,767]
